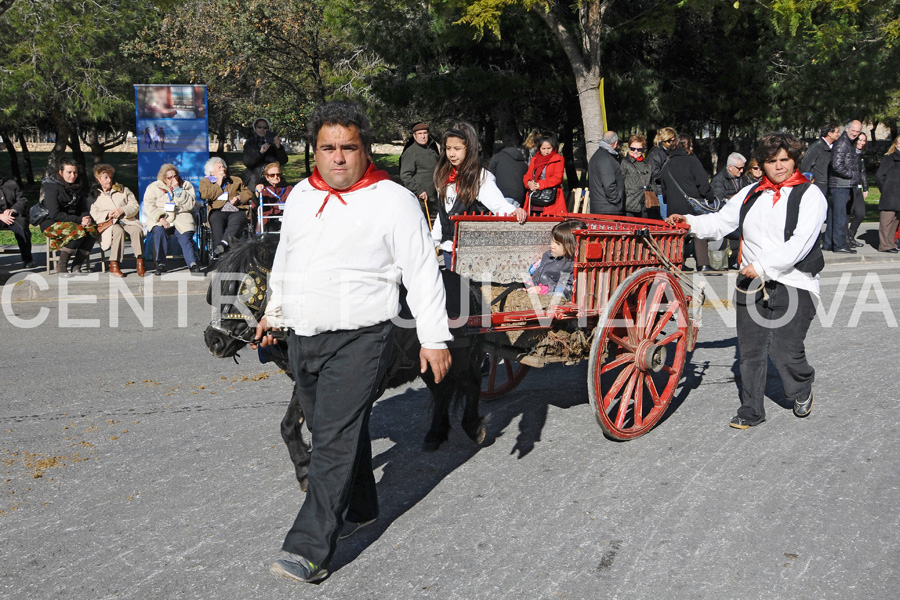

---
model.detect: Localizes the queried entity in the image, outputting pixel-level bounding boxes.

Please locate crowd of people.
[3,117,900,278]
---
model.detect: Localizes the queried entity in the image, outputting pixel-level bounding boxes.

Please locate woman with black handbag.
[523,136,567,216]
[660,134,717,271]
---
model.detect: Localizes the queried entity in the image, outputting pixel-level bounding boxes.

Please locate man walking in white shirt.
[255,101,452,583]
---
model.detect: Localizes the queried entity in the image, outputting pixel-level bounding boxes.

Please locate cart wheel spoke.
[633,374,645,429]
[608,332,634,352]
[601,351,635,374]
[656,330,684,347]
[480,352,531,401]
[645,279,669,337]
[649,301,679,342]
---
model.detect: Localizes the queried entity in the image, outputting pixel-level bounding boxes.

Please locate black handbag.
[29,202,49,226]
[528,165,558,208]
[670,176,721,214]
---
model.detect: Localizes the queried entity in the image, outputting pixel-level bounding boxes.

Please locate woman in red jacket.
[523,136,567,216]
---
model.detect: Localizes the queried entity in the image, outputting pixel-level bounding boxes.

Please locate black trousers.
[0,216,32,262]
[207,209,247,249]
[734,279,816,424]
[283,321,394,568]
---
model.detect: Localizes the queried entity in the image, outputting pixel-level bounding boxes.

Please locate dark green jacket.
[399,140,439,199]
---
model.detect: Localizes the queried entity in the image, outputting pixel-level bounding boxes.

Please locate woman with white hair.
[199,156,253,258]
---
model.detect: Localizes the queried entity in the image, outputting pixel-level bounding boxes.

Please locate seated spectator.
[523,135,567,216]
[242,118,288,191]
[200,157,253,259]
[524,219,587,301]
[143,163,200,275]
[38,157,97,277]
[488,143,528,207]
[89,164,144,277]
[253,162,293,233]
[0,171,34,269]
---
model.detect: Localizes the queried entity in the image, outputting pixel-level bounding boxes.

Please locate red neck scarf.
[308,162,391,217]
[752,170,809,205]
[443,167,458,186]
[531,150,558,175]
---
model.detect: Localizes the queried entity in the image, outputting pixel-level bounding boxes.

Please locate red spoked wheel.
[587,268,689,440]
[480,352,531,401]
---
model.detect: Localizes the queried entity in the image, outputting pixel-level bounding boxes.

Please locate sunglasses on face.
[266,172,282,177]
[629,147,644,152]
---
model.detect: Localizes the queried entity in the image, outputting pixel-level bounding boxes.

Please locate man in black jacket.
[488,144,528,206]
[800,123,839,197]
[588,131,624,214]
[825,120,862,253]
[0,173,34,268]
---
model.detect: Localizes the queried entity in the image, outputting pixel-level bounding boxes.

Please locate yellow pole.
[599,78,608,132]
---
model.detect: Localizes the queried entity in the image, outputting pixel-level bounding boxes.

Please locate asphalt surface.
[1,222,898,599]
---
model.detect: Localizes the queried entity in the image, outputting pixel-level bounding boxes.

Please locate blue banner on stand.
[135,85,209,257]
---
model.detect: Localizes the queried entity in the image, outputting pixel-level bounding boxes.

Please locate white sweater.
[432,169,519,252]
[264,177,452,346]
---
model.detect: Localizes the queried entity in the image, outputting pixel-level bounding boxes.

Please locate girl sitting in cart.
[524,219,586,300]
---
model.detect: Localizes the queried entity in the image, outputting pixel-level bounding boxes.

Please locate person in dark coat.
[620,134,652,218]
[659,134,715,271]
[242,117,289,192]
[824,119,862,253]
[488,144,528,206]
[847,133,869,247]
[587,131,624,214]
[874,134,900,253]
[800,123,839,196]
[399,122,440,222]
[0,172,34,268]
[39,157,98,276]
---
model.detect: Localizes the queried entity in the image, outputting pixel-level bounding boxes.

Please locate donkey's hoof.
[297,475,309,493]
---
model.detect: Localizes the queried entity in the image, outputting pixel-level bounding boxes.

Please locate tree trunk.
[69,128,87,175]
[1,130,23,185]
[559,126,579,190]
[17,131,34,186]
[305,140,311,177]
[84,129,105,164]
[536,5,604,161]
[215,122,226,154]
[46,113,71,178]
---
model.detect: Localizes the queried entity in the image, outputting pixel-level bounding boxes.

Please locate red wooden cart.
[449,214,703,441]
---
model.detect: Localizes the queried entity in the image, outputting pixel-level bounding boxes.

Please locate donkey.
[203,235,486,491]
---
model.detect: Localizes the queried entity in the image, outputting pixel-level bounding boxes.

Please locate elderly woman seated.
[143,163,200,275]
[199,156,253,259]
[89,164,144,277]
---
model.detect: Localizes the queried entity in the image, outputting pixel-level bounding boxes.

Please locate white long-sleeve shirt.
[264,177,452,347]
[686,182,827,297]
[432,169,519,252]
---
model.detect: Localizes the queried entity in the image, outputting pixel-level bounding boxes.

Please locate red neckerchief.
[444,168,458,186]
[753,170,810,205]
[308,163,391,217]
[531,150,558,175]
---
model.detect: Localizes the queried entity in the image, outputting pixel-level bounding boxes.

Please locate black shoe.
[793,391,814,418]
[832,247,856,254]
[269,554,328,583]
[22,261,36,269]
[849,238,863,248]
[189,263,202,273]
[155,263,167,276]
[698,265,713,273]
[729,415,765,429]
[879,248,899,254]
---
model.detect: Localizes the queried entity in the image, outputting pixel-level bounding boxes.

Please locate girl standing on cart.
[432,121,527,268]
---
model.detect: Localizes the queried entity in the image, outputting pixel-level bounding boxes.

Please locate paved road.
[0,229,898,599]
